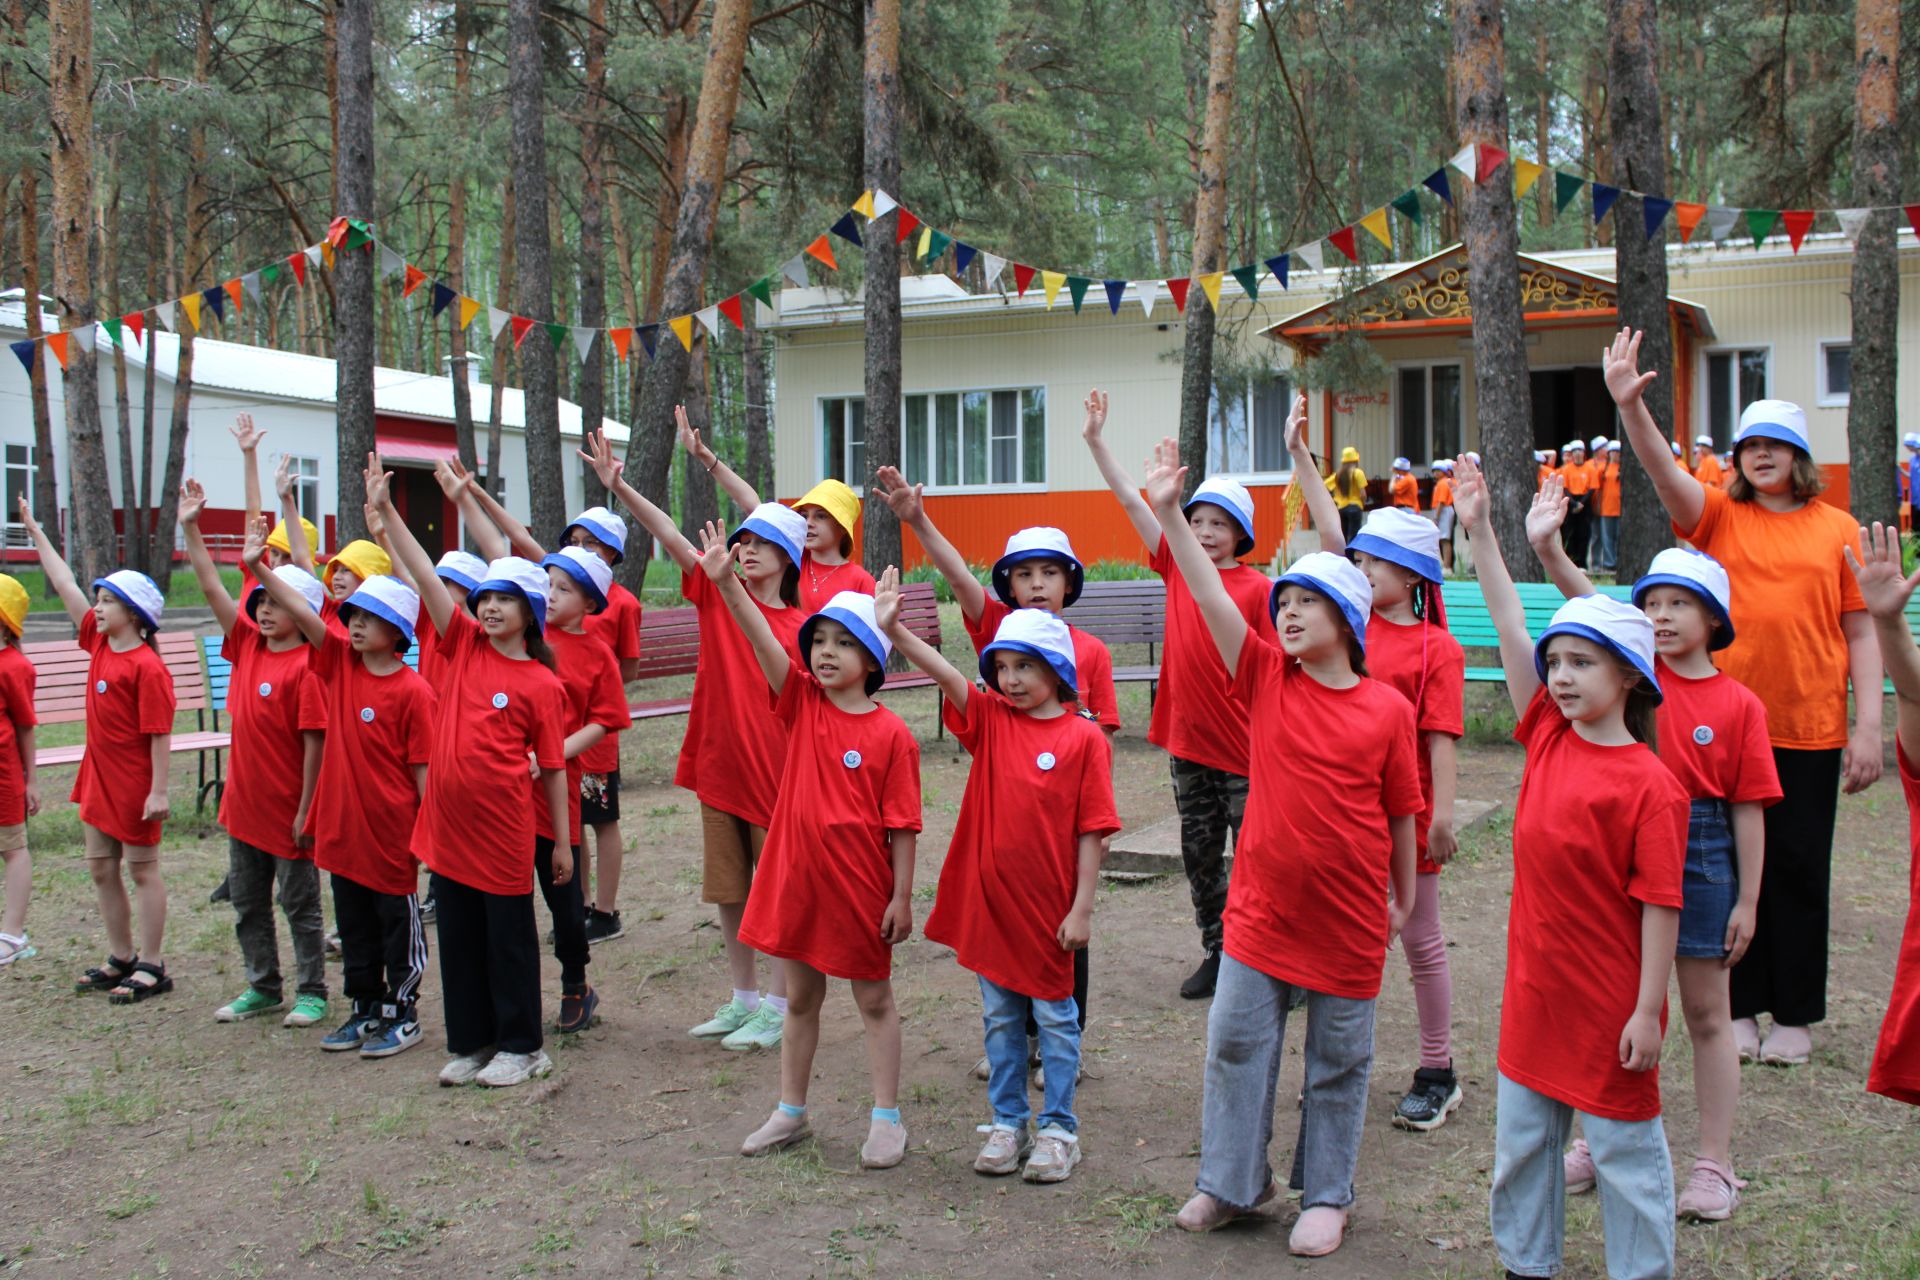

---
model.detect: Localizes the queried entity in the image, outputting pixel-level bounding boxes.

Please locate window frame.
[3,442,34,541]
[1209,371,1298,484]
[815,385,1049,495]
[281,452,322,528]
[1816,338,1851,408]
[1390,358,1466,474]
[1698,344,1773,450]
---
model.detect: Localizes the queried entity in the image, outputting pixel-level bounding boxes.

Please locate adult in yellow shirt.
[1325,445,1367,542]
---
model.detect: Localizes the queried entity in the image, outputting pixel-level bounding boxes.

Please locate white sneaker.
[438,1050,494,1087]
[1022,1126,1082,1183]
[476,1049,554,1088]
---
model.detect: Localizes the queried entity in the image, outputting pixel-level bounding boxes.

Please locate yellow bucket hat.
[323,539,392,589]
[792,479,861,544]
[266,517,320,559]
[1339,446,1361,463]
[0,573,26,638]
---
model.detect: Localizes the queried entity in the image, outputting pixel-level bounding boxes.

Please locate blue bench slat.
[204,634,418,711]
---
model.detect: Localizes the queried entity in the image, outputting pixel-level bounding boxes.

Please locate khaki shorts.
[83,827,161,864]
[0,822,23,853]
[700,804,767,905]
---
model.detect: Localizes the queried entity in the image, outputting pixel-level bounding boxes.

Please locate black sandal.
[107,961,173,1005]
[76,954,137,994]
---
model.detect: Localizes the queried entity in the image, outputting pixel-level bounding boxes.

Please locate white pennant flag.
[695,306,722,338]
[1136,278,1159,318]
[1448,144,1477,178]
[572,326,598,362]
[488,307,512,341]
[1706,206,1739,242]
[155,300,176,331]
[981,253,1007,290]
[304,244,324,269]
[870,189,899,219]
[781,256,810,289]
[241,271,263,304]
[72,324,97,354]
[1293,240,1325,273]
[1835,208,1872,244]
[378,246,405,277]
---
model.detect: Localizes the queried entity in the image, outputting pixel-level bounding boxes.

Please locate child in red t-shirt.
[1454,456,1688,1280]
[182,486,332,1030]
[370,455,571,1089]
[1531,482,1782,1223]
[21,499,177,1004]
[1142,439,1419,1259]
[1083,389,1276,1000]
[1849,523,1920,1109]
[581,427,804,1051]
[683,529,922,1170]
[247,522,437,1060]
[888,579,1118,1186]
[0,573,39,967]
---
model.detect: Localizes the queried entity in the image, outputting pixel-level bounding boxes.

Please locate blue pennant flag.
[1642,196,1673,241]
[953,242,977,274]
[1266,254,1290,290]
[1591,183,1621,224]
[430,282,457,317]
[1103,280,1126,315]
[829,212,863,248]
[636,324,659,358]
[1422,168,1454,207]
[9,340,33,375]
[201,286,225,320]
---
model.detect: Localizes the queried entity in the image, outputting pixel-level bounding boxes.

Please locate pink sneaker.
[1175,1180,1279,1232]
[1676,1157,1744,1222]
[1733,1018,1761,1064]
[1563,1138,1596,1194]
[1761,1023,1811,1067]
[1288,1204,1349,1257]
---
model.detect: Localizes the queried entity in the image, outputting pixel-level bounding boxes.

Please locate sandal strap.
[123,961,167,987]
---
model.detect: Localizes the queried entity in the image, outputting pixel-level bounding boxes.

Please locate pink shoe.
[1288,1204,1349,1257]
[1175,1180,1279,1232]
[1676,1157,1744,1222]
[1563,1138,1596,1194]
[1761,1023,1811,1067]
[1732,1018,1761,1064]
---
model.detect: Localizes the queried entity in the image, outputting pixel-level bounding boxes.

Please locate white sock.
[764,994,789,1016]
[734,988,761,1011]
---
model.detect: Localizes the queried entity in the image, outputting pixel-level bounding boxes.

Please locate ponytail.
[1623,677,1659,749]
[525,626,558,673]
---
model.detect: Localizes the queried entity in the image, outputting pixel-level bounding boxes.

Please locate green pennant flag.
[924,229,953,263]
[1554,171,1585,214]
[1390,188,1424,224]
[1066,276,1092,313]
[745,276,774,308]
[545,321,568,350]
[345,220,374,251]
[261,262,280,286]
[1229,265,1261,301]
[102,317,122,349]
[1744,209,1780,249]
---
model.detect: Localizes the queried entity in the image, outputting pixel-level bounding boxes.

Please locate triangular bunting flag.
[262,263,280,287]
[326,216,349,249]
[915,225,932,260]
[544,321,567,351]
[321,242,334,270]
[981,253,1007,289]
[1706,206,1740,242]
[1447,143,1477,177]
[220,280,244,317]
[123,312,143,346]
[636,324,659,357]
[1643,197,1673,240]
[1673,202,1706,242]
[103,317,122,349]
[1744,209,1780,249]
[1590,183,1621,224]
[1474,144,1509,183]
[488,307,512,340]
[924,229,953,263]
[458,296,482,331]
[1514,159,1546,198]
[510,316,535,348]
[1328,226,1359,263]
[608,327,633,360]
[1102,280,1126,315]
[953,242,977,274]
[288,252,306,285]
[201,285,226,321]
[306,244,325,270]
[379,245,405,277]
[1358,206,1393,250]
[830,212,863,248]
[746,276,774,308]
[781,256,810,288]
[895,209,920,244]
[851,190,876,219]
[1198,271,1225,310]
[1040,270,1066,309]
[695,305,721,338]
[1422,168,1453,206]
[717,294,745,330]
[1390,189,1423,224]
[1835,208,1871,244]
[1782,210,1815,253]
[180,292,203,331]
[1293,240,1324,273]
[46,332,68,370]
[669,315,695,351]
[1230,264,1261,300]
[1906,204,1920,238]
[241,271,263,304]
[402,265,427,298]
[1011,263,1036,297]
[804,235,836,270]
[1266,254,1290,290]
[72,325,95,354]
[1066,276,1092,313]
[155,300,176,332]
[1136,278,1159,318]
[430,282,456,316]
[571,326,598,361]
[1554,171,1585,213]
[1165,278,1191,312]
[9,340,33,375]
[871,189,899,219]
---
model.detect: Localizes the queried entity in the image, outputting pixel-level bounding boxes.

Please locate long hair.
[1624,681,1659,749]
[1346,634,1369,678]
[779,563,799,607]
[1334,459,1360,499]
[524,626,559,673]
[1728,442,1825,503]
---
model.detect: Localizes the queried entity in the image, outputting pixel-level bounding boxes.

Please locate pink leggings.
[1400,873,1453,1068]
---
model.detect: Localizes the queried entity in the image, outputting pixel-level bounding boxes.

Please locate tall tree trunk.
[1849,0,1900,529]
[487,179,516,496]
[447,0,479,481]
[48,0,112,581]
[577,0,609,506]
[861,0,903,575]
[1451,0,1537,579]
[1609,0,1675,580]
[508,0,565,541]
[137,146,160,570]
[334,0,377,546]
[623,0,753,592]
[742,322,771,499]
[98,161,138,568]
[1534,28,1552,225]
[1176,0,1240,500]
[10,0,58,581]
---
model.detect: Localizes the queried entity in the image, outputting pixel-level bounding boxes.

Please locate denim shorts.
[1676,798,1738,958]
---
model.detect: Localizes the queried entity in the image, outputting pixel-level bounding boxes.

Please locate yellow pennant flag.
[457,296,482,330]
[1358,206,1393,250]
[852,190,876,219]
[669,314,695,352]
[1514,159,1546,199]
[1198,271,1225,311]
[180,292,203,331]
[916,225,932,259]
[321,241,335,270]
[1041,270,1066,309]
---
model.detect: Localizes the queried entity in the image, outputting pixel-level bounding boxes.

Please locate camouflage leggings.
[1169,755,1250,953]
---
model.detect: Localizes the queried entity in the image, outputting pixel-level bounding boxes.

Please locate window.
[1396,364,1462,467]
[1818,341,1851,407]
[1207,374,1293,474]
[1704,348,1768,449]
[821,387,1045,490]
[282,454,321,527]
[4,444,33,538]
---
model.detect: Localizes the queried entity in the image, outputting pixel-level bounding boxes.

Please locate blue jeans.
[1491,1073,1675,1279]
[1677,799,1738,959]
[979,976,1080,1133]
[1594,515,1619,571]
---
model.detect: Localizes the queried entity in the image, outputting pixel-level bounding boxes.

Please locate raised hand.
[229,412,266,453]
[177,478,207,526]
[272,452,295,500]
[1452,453,1490,530]
[363,451,393,509]
[1284,392,1310,457]
[1846,522,1920,622]
[873,564,903,633]
[1141,436,1187,512]
[14,495,37,534]
[872,465,923,524]
[577,428,623,490]
[1081,388,1110,442]
[1525,474,1568,545]
[1602,327,1657,407]
[240,513,270,569]
[364,501,387,542]
[433,457,473,499]
[674,404,712,464]
[695,519,735,582]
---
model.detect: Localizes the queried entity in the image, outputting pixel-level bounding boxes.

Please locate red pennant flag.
[401,264,427,297]
[1474,144,1510,183]
[1781,210,1815,253]
[1165,278,1191,313]
[1328,225,1360,263]
[46,332,69,370]
[1904,204,1920,239]
[223,278,245,314]
[1012,263,1037,297]
[326,215,350,249]
[288,252,306,285]
[122,312,144,347]
[804,235,837,270]
[1674,202,1707,244]
[717,294,745,330]
[608,327,633,360]
[895,209,920,245]
[510,316,535,348]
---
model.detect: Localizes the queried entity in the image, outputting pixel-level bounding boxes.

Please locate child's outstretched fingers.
[1283,393,1308,453]
[695,520,732,580]
[873,565,902,631]
[240,513,269,567]
[1846,522,1920,620]
[1081,388,1108,439]
[1525,475,1568,543]
[177,479,205,525]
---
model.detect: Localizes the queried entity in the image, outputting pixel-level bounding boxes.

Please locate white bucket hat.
[1632,548,1734,650]
[1183,476,1256,558]
[1534,594,1662,702]
[801,590,891,695]
[1564,439,1586,454]
[731,502,807,567]
[247,564,326,621]
[1903,432,1920,451]
[339,575,422,648]
[542,546,613,614]
[1734,400,1810,455]
[92,569,164,632]
[1349,507,1444,585]
[1392,456,1411,471]
[467,556,552,633]
[560,505,628,563]
[992,527,1085,608]
[1590,435,1610,452]
[1694,434,1715,448]
[980,608,1078,696]
[1271,550,1373,646]
[434,549,490,593]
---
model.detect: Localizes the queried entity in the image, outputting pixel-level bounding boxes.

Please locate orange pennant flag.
[180,292,203,331]
[401,265,427,298]
[1674,202,1707,244]
[45,332,69,370]
[608,327,633,360]
[804,235,837,270]
[321,241,335,270]
[223,278,244,314]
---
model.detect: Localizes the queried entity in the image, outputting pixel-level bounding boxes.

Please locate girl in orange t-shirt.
[1606,326,1879,1069]
[0,573,38,968]
[1594,442,1623,572]
[1429,460,1457,573]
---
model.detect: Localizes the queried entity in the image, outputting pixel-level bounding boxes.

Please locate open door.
[388,465,449,562]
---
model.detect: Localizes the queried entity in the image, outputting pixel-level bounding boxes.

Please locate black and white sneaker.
[583,909,625,945]
[1392,1065,1463,1132]
[419,895,437,924]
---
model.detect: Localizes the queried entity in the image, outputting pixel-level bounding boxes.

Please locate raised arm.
[271,454,315,572]
[875,565,970,712]
[1604,327,1705,534]
[1453,454,1541,716]
[579,429,698,572]
[436,459,508,561]
[366,453,455,634]
[695,520,790,694]
[463,469,546,560]
[1523,474,1596,599]
[1848,521,1920,763]
[176,479,241,637]
[872,466,987,621]
[231,413,266,528]
[240,515,328,648]
[1284,393,1346,554]
[1143,437,1248,677]
[17,496,89,626]
[677,404,759,512]
[1081,389,1161,552]
[363,501,409,589]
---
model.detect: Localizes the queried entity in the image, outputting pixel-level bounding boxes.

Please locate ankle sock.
[778,1101,806,1118]
[871,1106,901,1125]
[734,988,761,1011]
[764,994,789,1016]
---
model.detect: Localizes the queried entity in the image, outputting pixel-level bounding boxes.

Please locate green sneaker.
[215,988,284,1022]
[720,1003,784,1051]
[688,997,755,1039]
[283,993,329,1028]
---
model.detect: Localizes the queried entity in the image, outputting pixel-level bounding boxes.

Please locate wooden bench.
[1062,578,1167,706]
[203,635,419,715]
[29,631,231,810]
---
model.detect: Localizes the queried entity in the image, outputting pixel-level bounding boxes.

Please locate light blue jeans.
[979,976,1080,1133]
[1195,954,1376,1210]
[1594,514,1620,571]
[1491,1073,1675,1279]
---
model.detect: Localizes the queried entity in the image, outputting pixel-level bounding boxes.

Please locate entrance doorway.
[389,465,449,562]
[1528,366,1613,455]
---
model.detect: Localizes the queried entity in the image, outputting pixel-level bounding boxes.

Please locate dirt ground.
[3,674,1918,1279]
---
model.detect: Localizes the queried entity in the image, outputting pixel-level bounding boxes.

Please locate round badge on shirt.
[843,749,863,769]
[1036,751,1057,771]
[95,679,107,694]
[1693,725,1714,746]
[360,707,376,724]
[258,682,273,697]
[491,692,509,709]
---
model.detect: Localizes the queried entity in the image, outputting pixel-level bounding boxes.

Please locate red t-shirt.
[1147,536,1277,775]
[319,595,349,640]
[674,571,804,828]
[1225,633,1422,998]
[965,598,1120,731]
[1652,659,1782,806]
[410,610,568,895]
[578,581,641,774]
[298,633,436,895]
[414,610,447,694]
[924,692,1120,1001]
[72,613,176,846]
[534,628,631,848]
[1502,690,1689,1121]
[1869,742,1920,1107]
[0,646,36,826]
[738,668,923,981]
[1365,614,1466,874]
[797,553,877,615]
[217,621,318,860]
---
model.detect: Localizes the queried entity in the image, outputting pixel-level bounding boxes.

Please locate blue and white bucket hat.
[541,547,612,615]
[800,590,891,695]
[1631,548,1734,651]
[730,502,807,567]
[1348,507,1444,585]
[560,505,628,563]
[1903,432,1920,451]
[1534,594,1662,703]
[1183,476,1256,558]
[92,569,164,632]
[980,608,1078,697]
[246,564,325,621]
[1271,550,1373,646]
[1734,399,1810,456]
[434,549,489,593]
[467,556,552,634]
[992,527,1086,608]
[339,575,421,649]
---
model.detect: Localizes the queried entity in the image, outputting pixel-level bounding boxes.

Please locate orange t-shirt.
[1676,486,1867,750]
[1559,460,1595,496]
[1693,453,1723,487]
[1431,477,1454,508]
[1390,473,1420,511]
[1598,460,1622,517]
[1537,463,1552,490]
